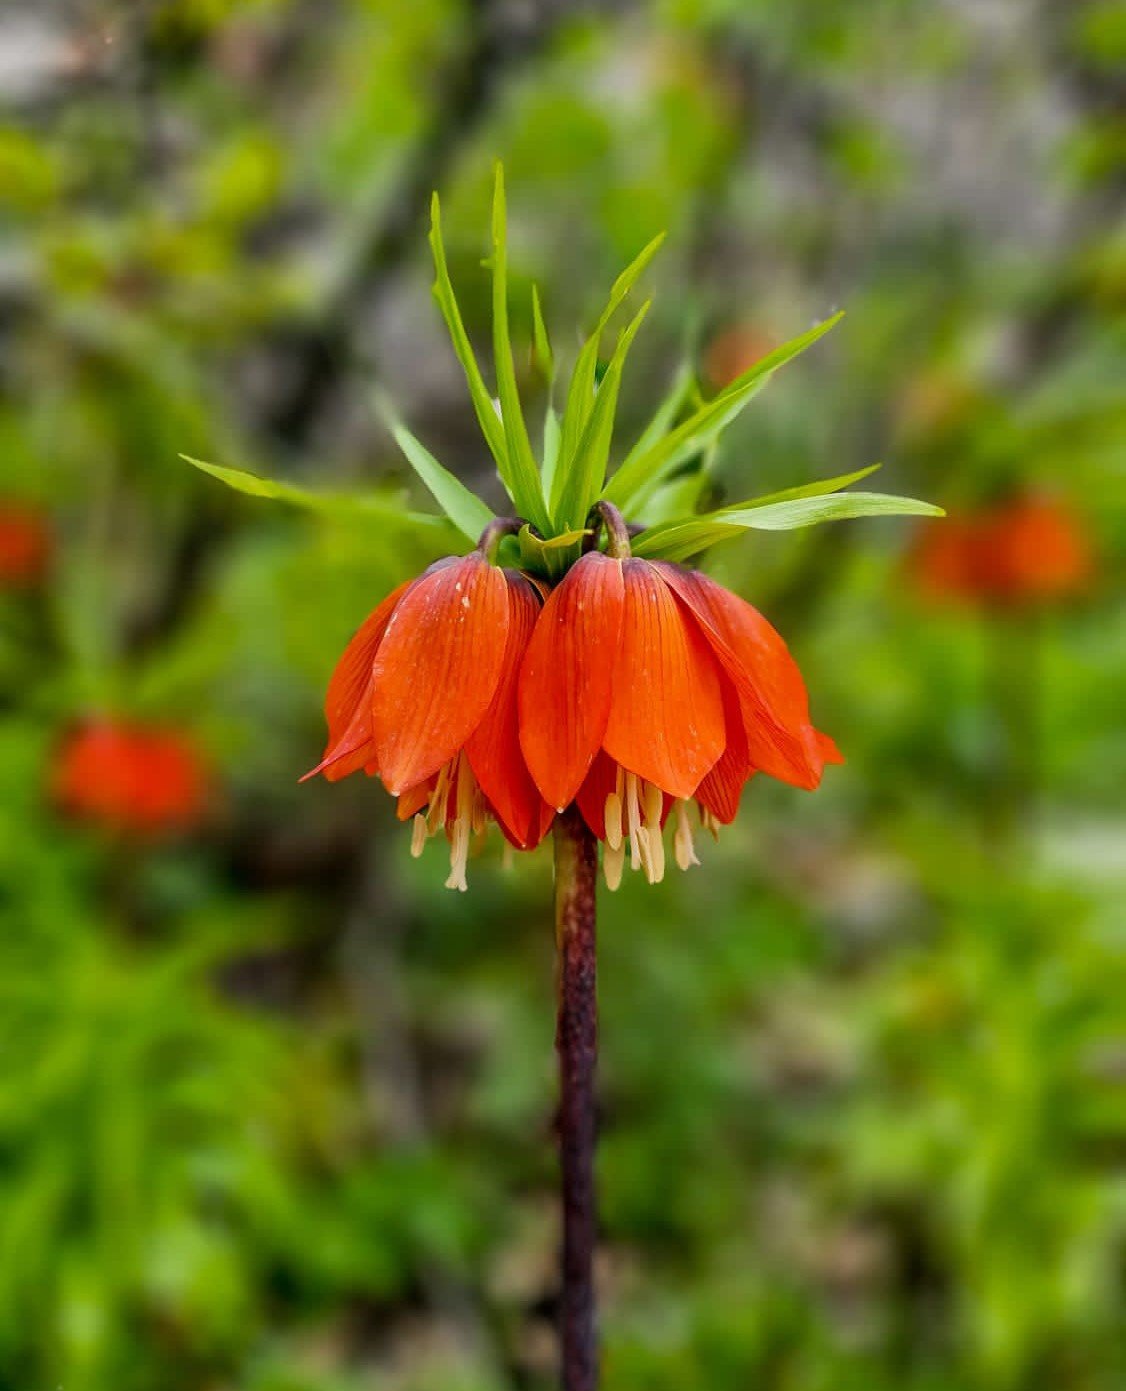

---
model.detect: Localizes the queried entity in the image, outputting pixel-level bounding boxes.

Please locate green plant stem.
[553,806,599,1391]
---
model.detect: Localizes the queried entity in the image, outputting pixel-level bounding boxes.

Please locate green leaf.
[554,231,666,506]
[517,524,589,580]
[490,165,551,531]
[553,299,651,529]
[719,490,943,530]
[428,192,510,481]
[621,361,695,470]
[728,463,883,510]
[632,489,944,562]
[518,523,589,554]
[375,396,495,544]
[540,405,562,502]
[180,456,446,531]
[635,455,714,527]
[604,312,845,512]
[531,284,554,383]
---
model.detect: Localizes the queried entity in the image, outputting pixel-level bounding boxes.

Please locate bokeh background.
[2,2,1125,1388]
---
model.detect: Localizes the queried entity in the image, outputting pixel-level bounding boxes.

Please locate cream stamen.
[641,781,665,883]
[444,751,475,892]
[624,772,643,871]
[426,760,454,835]
[409,753,504,888]
[604,791,623,850]
[673,799,700,871]
[603,840,625,890]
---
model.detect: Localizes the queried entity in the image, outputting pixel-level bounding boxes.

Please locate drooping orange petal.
[519,552,625,811]
[319,734,378,783]
[695,675,753,824]
[818,731,844,765]
[396,780,433,821]
[325,581,412,744]
[602,560,726,800]
[493,800,557,851]
[372,554,509,795]
[654,562,823,791]
[575,750,621,842]
[466,572,554,848]
[302,579,412,782]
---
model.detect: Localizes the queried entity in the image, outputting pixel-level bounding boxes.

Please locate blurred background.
[2,1,1124,1388]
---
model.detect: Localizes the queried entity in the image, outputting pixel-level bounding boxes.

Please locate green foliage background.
[1,1,1124,1387]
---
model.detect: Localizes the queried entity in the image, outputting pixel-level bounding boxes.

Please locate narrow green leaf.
[629,518,743,563]
[376,397,495,543]
[723,464,883,512]
[555,231,666,503]
[635,457,714,527]
[531,284,554,383]
[619,361,695,474]
[604,312,845,512]
[627,366,709,526]
[554,299,651,529]
[428,192,510,480]
[635,463,883,537]
[180,455,446,532]
[491,165,551,530]
[719,491,943,530]
[540,405,562,502]
[632,490,944,562]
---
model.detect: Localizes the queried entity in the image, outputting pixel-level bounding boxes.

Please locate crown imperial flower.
[0,503,51,587]
[188,166,938,890]
[311,505,845,889]
[910,493,1091,608]
[183,171,940,1389]
[703,324,775,390]
[52,720,211,836]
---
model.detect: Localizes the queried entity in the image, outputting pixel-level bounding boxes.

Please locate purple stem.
[553,805,599,1391]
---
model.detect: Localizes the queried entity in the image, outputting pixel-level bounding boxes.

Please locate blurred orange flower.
[704,326,775,390]
[909,495,1093,607]
[909,514,988,601]
[0,504,50,587]
[984,495,1093,603]
[52,721,211,836]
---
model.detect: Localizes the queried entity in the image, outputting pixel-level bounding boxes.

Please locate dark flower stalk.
[553,805,600,1391]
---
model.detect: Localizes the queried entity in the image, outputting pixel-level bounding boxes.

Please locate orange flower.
[910,495,1092,607]
[703,325,775,390]
[306,552,554,890]
[52,720,211,836]
[908,514,987,602]
[0,504,50,587]
[518,553,840,888]
[983,495,1093,603]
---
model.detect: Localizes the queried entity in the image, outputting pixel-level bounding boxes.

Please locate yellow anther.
[604,792,623,850]
[673,800,700,871]
[603,840,625,891]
